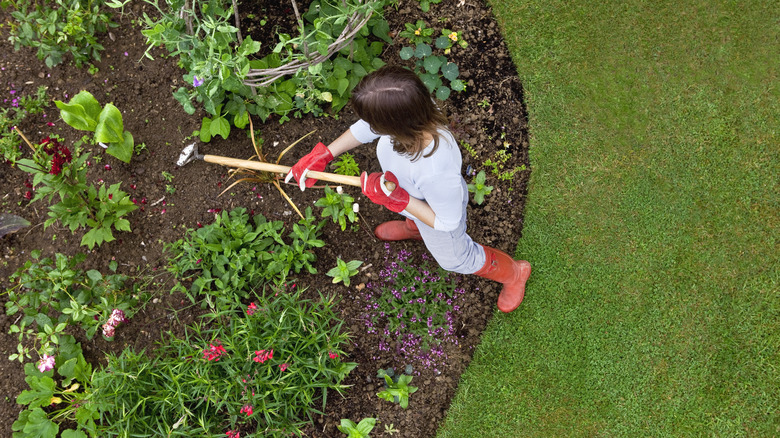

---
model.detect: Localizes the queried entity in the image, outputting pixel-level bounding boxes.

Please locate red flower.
[253,349,273,363]
[328,351,339,359]
[240,405,253,416]
[226,431,240,438]
[203,342,227,361]
[246,302,257,316]
[279,363,289,372]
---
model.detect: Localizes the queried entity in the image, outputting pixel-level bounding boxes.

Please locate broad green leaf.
[200,117,213,142]
[210,117,230,140]
[95,104,124,144]
[414,43,432,58]
[23,408,59,437]
[106,130,133,163]
[70,90,102,121]
[435,35,451,49]
[441,62,459,81]
[55,101,96,132]
[436,86,451,100]
[399,46,414,61]
[423,56,443,74]
[450,79,466,92]
[62,430,88,438]
[17,376,55,408]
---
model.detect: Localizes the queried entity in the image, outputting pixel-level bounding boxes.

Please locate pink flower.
[328,351,339,359]
[279,363,288,372]
[37,354,55,373]
[246,302,257,316]
[240,405,253,416]
[102,323,116,338]
[226,431,240,438]
[253,349,273,363]
[203,342,227,361]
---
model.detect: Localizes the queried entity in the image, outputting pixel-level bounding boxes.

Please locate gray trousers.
[411,184,486,274]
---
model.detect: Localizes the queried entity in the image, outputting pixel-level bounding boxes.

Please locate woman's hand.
[360,171,409,213]
[284,142,334,190]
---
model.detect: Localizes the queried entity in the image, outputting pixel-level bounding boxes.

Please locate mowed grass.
[437,0,778,436]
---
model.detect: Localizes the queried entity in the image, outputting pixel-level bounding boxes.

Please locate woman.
[285,66,530,313]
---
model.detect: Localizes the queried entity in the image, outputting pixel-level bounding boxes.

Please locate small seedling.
[314,186,358,231]
[384,423,400,435]
[332,152,360,176]
[327,258,363,287]
[161,171,174,182]
[477,98,490,108]
[338,417,376,438]
[376,366,418,409]
[467,170,494,205]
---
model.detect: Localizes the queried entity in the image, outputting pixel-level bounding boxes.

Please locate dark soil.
[0,0,529,436]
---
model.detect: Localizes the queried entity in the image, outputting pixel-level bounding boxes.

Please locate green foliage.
[5,0,116,68]
[167,207,325,306]
[332,152,361,176]
[338,417,377,438]
[314,186,358,230]
[467,170,494,205]
[414,0,441,13]
[16,136,137,249]
[55,90,135,163]
[399,20,434,45]
[138,0,389,140]
[434,29,468,51]
[376,369,418,409]
[399,42,465,101]
[327,258,363,287]
[483,149,526,182]
[92,288,357,437]
[360,247,466,366]
[4,251,138,362]
[13,337,99,437]
[0,86,49,164]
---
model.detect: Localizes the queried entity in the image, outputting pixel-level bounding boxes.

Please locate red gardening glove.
[284,142,334,190]
[360,171,409,213]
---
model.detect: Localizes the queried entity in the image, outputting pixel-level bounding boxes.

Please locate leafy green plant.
[484,149,526,182]
[327,258,363,287]
[358,246,466,370]
[167,207,325,305]
[5,0,116,68]
[4,251,139,363]
[332,152,361,176]
[399,42,466,100]
[399,20,434,45]
[338,417,377,438]
[16,135,137,249]
[467,170,494,205]
[414,0,441,13]
[315,186,358,230]
[92,287,356,437]
[1,86,49,164]
[434,29,468,53]
[12,335,100,437]
[137,0,390,141]
[55,90,135,163]
[376,367,418,409]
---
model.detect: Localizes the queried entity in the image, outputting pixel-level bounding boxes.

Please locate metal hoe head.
[176,143,203,167]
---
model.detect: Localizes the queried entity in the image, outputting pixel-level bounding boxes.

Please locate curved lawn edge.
[437,0,779,436]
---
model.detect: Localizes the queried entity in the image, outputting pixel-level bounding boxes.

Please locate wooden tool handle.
[203,154,398,190]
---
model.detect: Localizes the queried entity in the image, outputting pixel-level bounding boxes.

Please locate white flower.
[336,186,343,194]
[352,203,360,213]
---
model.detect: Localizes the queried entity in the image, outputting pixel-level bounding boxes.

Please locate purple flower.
[37,354,55,372]
[193,76,204,87]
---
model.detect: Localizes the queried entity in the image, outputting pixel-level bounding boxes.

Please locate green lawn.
[437,0,778,436]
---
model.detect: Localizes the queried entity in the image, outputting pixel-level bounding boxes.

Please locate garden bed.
[0,0,529,436]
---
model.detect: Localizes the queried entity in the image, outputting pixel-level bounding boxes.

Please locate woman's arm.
[327,128,364,157]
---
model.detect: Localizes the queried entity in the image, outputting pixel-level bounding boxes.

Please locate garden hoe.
[176,143,436,228]
[176,142,364,188]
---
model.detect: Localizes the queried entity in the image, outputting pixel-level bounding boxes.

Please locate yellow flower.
[414,28,421,35]
[448,32,458,42]
[50,396,63,405]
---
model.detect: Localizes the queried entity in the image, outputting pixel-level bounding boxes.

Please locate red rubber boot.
[374,218,423,241]
[473,245,531,313]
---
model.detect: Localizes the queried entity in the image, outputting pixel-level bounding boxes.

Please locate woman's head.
[351,65,448,159]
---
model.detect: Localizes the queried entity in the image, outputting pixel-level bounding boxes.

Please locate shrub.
[167,207,325,306]
[91,287,356,437]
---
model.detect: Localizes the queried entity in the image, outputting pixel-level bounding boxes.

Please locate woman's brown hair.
[351,65,449,160]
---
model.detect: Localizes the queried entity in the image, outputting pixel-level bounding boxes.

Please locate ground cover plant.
[0,0,530,436]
